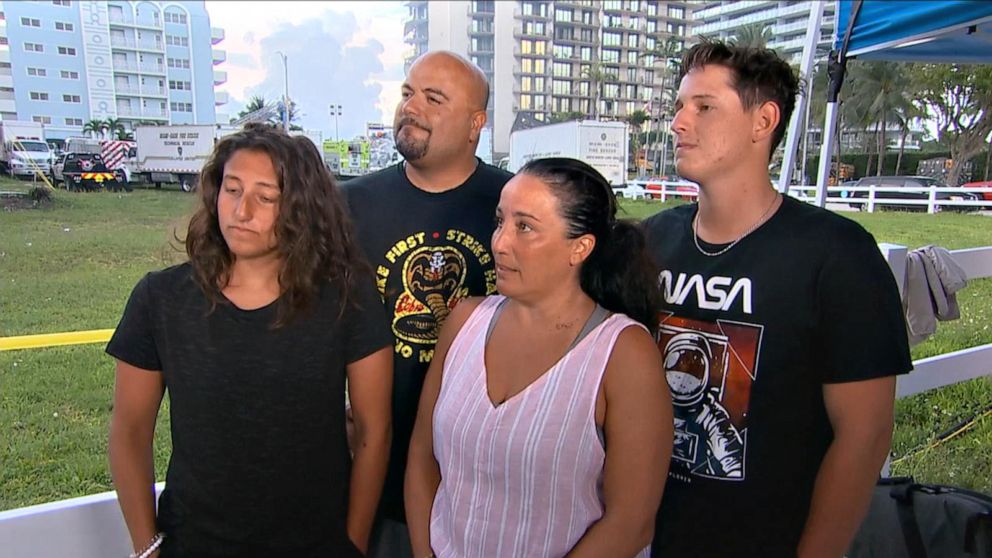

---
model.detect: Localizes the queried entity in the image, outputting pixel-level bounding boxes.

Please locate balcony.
[211,26,225,44]
[214,91,229,105]
[116,107,168,119]
[134,16,162,28]
[213,70,227,85]
[112,60,166,74]
[212,48,226,65]
[108,12,133,25]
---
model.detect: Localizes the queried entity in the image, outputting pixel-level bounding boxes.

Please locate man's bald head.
[409,51,489,112]
[394,50,491,168]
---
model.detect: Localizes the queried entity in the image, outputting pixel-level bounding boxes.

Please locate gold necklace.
[692,193,781,257]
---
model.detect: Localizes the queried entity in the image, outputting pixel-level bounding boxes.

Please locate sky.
[204,1,409,141]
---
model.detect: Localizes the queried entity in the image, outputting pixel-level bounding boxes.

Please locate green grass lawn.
[1,182,990,509]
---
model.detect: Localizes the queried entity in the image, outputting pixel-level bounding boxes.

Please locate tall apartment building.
[0,0,226,142]
[404,0,691,155]
[690,1,837,62]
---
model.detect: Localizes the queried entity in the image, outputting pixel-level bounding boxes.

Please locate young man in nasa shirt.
[643,41,912,558]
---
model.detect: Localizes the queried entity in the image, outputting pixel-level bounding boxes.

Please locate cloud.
[208,1,409,138]
[226,52,256,69]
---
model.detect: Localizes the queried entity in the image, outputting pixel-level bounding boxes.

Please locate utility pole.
[277,51,289,131]
[329,104,342,142]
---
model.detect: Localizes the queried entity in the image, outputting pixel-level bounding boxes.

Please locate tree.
[640,36,685,175]
[731,23,774,49]
[910,63,992,186]
[844,62,917,176]
[104,117,126,140]
[549,111,585,123]
[626,109,650,172]
[82,119,105,139]
[580,63,615,120]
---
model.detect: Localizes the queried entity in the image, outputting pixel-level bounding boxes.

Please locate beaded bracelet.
[128,532,165,558]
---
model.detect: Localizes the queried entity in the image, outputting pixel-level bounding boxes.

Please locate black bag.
[848,477,992,558]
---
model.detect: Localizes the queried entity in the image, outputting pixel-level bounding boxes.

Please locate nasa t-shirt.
[343,160,512,522]
[642,196,911,557]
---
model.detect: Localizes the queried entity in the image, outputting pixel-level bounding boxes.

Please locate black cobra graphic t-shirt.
[643,196,912,557]
[344,160,512,522]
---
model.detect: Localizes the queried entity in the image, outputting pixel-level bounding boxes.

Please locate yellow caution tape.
[0,329,115,351]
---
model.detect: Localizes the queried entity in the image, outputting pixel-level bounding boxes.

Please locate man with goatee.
[344,51,512,557]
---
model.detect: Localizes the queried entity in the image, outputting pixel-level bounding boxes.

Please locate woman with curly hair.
[108,124,392,557]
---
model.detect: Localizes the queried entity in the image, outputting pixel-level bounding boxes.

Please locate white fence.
[1,243,990,557]
[619,181,992,214]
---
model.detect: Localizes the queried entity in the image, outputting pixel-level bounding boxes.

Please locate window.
[552,62,570,78]
[581,46,592,61]
[602,49,620,63]
[52,0,71,6]
[65,117,83,126]
[626,84,637,98]
[0,37,7,46]
[627,34,639,48]
[627,68,638,82]
[168,80,191,91]
[604,84,620,98]
[60,70,80,79]
[555,9,571,23]
[170,101,192,112]
[63,94,81,103]
[57,46,77,56]
[534,40,546,55]
[27,67,47,77]
[647,21,657,33]
[55,21,74,31]
[167,57,191,69]
[534,59,545,73]
[668,6,685,19]
[603,1,621,10]
[603,32,621,46]
[520,94,531,110]
[165,35,189,47]
[522,77,532,92]
[164,12,188,24]
[24,43,44,52]
[21,17,41,27]
[521,40,533,54]
[30,91,49,101]
[553,79,569,95]
[33,115,53,124]
[627,51,638,64]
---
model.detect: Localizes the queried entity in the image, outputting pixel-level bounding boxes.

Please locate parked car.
[961,180,992,202]
[53,151,128,192]
[848,175,979,212]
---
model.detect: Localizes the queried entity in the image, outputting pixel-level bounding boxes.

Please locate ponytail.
[580,219,661,333]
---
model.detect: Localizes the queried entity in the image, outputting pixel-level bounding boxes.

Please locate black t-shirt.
[106,263,391,555]
[343,160,512,522]
[643,196,912,557]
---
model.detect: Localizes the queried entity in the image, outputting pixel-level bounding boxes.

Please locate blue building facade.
[0,0,225,142]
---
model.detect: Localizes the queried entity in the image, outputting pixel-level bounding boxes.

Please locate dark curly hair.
[518,157,661,333]
[186,123,367,327]
[679,39,800,159]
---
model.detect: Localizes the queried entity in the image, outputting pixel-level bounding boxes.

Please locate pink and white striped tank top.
[429,295,651,558]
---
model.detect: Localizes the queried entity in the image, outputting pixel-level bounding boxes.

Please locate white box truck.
[0,121,53,178]
[134,124,216,191]
[509,120,629,187]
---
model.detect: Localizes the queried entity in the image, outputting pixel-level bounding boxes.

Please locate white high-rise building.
[690,1,837,63]
[404,1,692,156]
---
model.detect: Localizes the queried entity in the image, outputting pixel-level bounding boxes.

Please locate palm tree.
[580,63,615,120]
[82,119,105,139]
[845,61,917,176]
[626,109,650,173]
[640,36,685,174]
[104,117,126,140]
[731,23,774,49]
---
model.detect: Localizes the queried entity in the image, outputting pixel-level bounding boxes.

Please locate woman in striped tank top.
[406,158,674,558]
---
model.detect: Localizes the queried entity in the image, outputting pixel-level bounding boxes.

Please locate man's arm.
[108,360,166,557]
[797,375,896,558]
[346,347,393,554]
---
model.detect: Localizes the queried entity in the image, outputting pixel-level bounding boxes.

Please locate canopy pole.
[814,0,863,206]
[777,1,824,195]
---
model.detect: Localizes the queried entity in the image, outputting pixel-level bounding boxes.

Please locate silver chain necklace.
[692,193,781,257]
